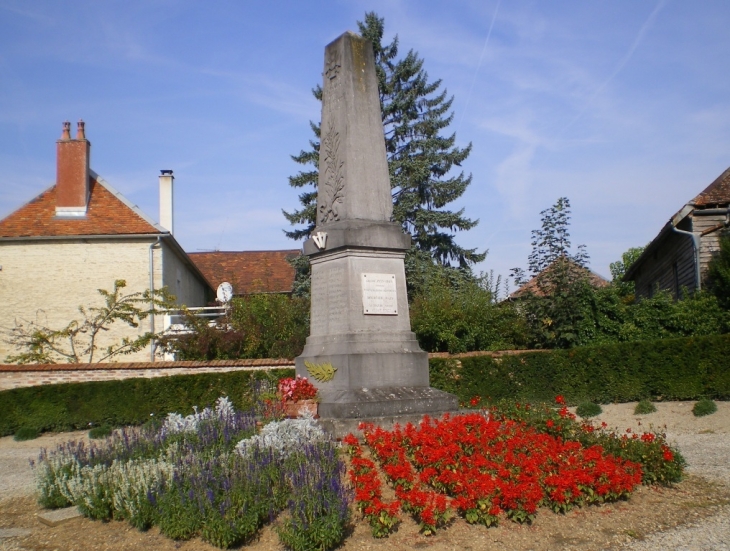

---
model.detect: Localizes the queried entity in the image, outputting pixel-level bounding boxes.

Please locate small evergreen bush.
[13,427,39,441]
[634,400,657,415]
[576,402,602,418]
[88,424,112,439]
[692,398,718,417]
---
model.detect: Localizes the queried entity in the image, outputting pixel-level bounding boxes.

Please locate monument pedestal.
[316,387,458,419]
[294,244,458,419]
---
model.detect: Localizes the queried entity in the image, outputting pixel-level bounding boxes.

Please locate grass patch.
[634,400,657,415]
[13,427,39,441]
[576,401,602,418]
[88,424,112,439]
[692,399,718,417]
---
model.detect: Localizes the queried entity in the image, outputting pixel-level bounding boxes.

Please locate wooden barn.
[624,167,730,298]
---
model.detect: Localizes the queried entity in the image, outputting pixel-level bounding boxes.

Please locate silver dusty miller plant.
[235,412,327,459]
[160,396,236,436]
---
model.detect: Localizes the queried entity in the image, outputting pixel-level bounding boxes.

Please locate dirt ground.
[1,401,728,551]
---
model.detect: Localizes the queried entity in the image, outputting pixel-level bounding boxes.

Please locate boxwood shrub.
[0,368,293,437]
[430,334,730,405]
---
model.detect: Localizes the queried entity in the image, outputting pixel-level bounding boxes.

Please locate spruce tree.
[283,12,484,268]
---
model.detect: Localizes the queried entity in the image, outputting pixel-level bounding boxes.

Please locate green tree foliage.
[579,285,727,345]
[510,198,593,349]
[283,12,484,268]
[609,246,645,297]
[707,233,730,310]
[160,294,309,360]
[511,197,588,286]
[409,271,527,353]
[3,280,175,364]
[509,200,727,349]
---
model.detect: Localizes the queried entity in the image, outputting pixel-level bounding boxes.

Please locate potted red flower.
[278,375,319,418]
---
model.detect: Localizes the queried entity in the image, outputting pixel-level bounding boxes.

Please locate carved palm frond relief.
[319,119,345,224]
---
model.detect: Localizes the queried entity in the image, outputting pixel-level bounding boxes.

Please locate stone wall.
[0,351,541,391]
[0,359,295,391]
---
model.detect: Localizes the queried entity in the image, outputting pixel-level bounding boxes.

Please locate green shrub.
[0,368,294,437]
[160,294,310,360]
[13,427,39,441]
[429,334,730,405]
[692,398,718,417]
[88,424,112,439]
[634,400,657,415]
[410,271,526,353]
[576,402,602,418]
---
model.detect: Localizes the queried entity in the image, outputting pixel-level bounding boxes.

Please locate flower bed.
[32,391,686,547]
[346,398,684,537]
[33,397,350,550]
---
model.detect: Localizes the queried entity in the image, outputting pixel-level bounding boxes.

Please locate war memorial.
[294,31,458,423]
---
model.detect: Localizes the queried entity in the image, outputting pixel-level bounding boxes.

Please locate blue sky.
[2,0,729,290]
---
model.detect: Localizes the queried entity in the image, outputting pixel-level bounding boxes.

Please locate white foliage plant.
[235,412,328,459]
[160,396,236,436]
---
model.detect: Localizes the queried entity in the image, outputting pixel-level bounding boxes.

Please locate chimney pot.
[159,170,174,234]
[76,120,86,140]
[61,121,71,140]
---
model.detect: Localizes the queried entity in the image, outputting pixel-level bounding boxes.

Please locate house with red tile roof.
[624,167,730,298]
[509,257,609,300]
[187,250,299,295]
[0,121,213,362]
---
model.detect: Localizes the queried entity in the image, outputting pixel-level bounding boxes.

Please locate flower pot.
[284,399,318,418]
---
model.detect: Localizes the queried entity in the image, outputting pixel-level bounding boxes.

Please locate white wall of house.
[161,241,209,308]
[0,238,208,362]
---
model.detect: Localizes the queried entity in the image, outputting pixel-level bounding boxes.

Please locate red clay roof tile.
[0,178,161,238]
[187,250,300,295]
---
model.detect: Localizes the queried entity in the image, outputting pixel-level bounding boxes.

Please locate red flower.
[661,446,674,462]
[555,395,566,406]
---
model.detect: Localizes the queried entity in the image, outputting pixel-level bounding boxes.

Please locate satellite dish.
[216,282,234,303]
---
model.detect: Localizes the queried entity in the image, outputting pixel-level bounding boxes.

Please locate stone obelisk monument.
[295,31,458,420]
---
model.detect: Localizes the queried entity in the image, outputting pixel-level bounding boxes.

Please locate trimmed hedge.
[0,369,293,437]
[2,334,729,437]
[430,334,730,405]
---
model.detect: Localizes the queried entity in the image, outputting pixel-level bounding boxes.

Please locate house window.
[672,262,680,299]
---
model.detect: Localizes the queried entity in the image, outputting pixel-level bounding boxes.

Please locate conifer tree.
[283,12,484,268]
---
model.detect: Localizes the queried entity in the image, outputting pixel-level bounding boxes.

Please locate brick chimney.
[55,120,90,217]
[159,170,174,234]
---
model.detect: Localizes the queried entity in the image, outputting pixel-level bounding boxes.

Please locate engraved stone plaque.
[361,273,397,315]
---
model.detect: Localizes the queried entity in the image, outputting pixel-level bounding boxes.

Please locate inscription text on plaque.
[361,273,397,315]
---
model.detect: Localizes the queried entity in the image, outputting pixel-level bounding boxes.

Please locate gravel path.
[0,430,90,499]
[612,431,730,551]
[587,402,730,551]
